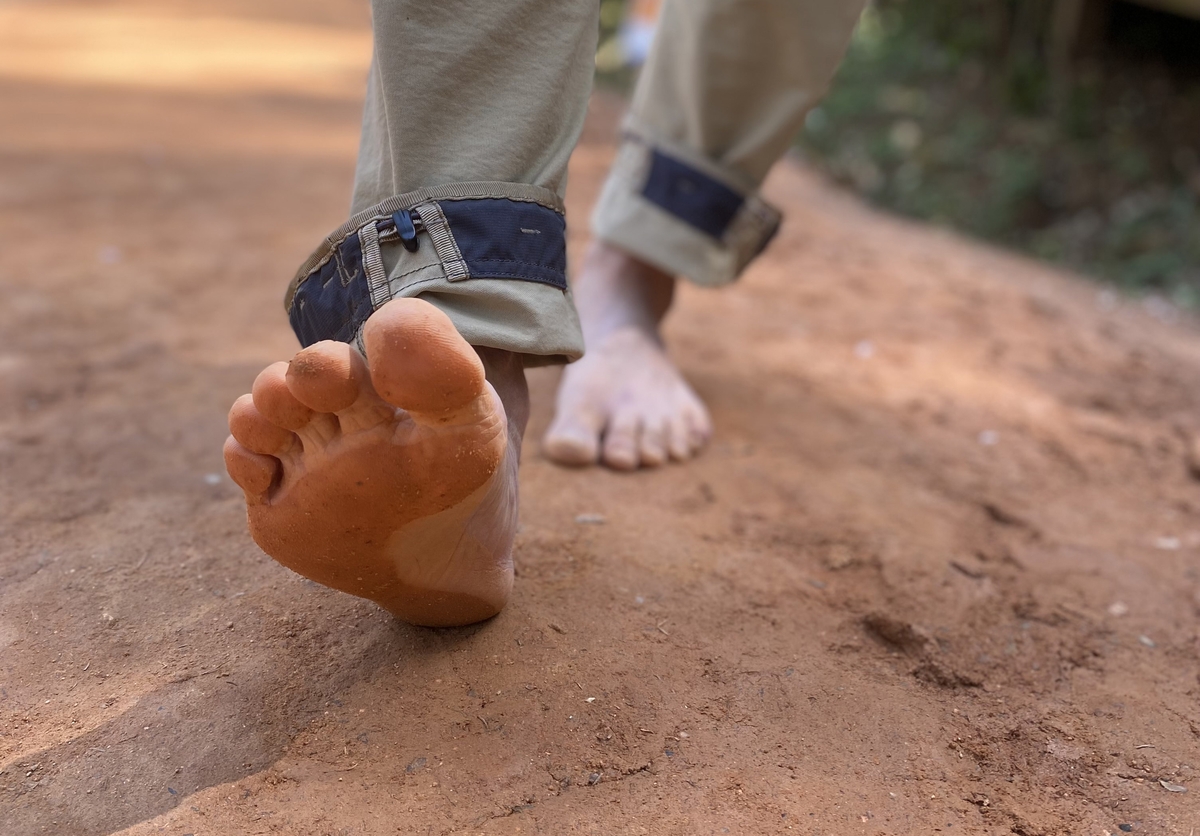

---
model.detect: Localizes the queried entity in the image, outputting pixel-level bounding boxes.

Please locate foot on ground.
[223,298,527,627]
[544,241,712,470]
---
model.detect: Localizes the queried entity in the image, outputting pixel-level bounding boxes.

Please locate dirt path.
[3,2,1200,834]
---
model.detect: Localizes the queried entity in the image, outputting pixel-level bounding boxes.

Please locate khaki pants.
[285,0,865,366]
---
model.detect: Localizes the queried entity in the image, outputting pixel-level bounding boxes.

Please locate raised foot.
[223,298,519,627]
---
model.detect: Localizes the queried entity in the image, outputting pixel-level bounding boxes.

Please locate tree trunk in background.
[1049,0,1086,113]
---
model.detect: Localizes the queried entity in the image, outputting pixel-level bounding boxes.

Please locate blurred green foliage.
[595,0,640,91]
[800,0,1200,303]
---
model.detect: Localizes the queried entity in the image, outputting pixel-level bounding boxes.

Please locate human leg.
[545,0,867,469]
[224,0,599,626]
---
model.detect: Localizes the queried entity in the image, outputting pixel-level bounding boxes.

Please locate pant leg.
[591,0,866,287]
[286,0,600,366]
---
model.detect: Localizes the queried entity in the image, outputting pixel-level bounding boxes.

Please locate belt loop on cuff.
[416,201,471,282]
[358,220,393,310]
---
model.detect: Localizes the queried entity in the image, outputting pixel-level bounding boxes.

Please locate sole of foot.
[223,298,519,627]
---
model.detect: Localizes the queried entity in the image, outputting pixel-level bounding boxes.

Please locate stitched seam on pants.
[389,274,457,294]
[467,271,567,284]
[333,248,357,288]
[387,262,447,287]
[391,273,564,294]
[468,257,562,266]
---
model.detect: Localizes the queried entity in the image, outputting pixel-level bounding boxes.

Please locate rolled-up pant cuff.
[284,182,584,367]
[590,128,782,287]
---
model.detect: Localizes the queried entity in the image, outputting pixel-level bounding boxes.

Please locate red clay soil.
[3,2,1200,834]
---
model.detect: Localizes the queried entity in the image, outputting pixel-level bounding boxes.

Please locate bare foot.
[223,298,528,627]
[544,241,711,470]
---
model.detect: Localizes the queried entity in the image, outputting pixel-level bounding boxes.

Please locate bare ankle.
[575,240,677,343]
[476,347,529,451]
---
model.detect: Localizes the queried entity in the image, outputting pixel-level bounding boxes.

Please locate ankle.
[476,347,529,451]
[574,240,676,343]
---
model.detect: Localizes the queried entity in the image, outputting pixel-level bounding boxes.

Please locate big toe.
[362,298,487,420]
[543,412,602,466]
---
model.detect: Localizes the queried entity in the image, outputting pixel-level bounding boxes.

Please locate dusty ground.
[3,2,1200,834]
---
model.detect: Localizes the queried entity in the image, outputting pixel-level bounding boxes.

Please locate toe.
[252,362,314,430]
[229,394,295,455]
[362,298,486,419]
[639,418,668,468]
[543,421,601,466]
[286,341,370,413]
[543,395,604,466]
[666,414,693,462]
[223,436,278,501]
[685,402,713,450]
[602,410,641,471]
